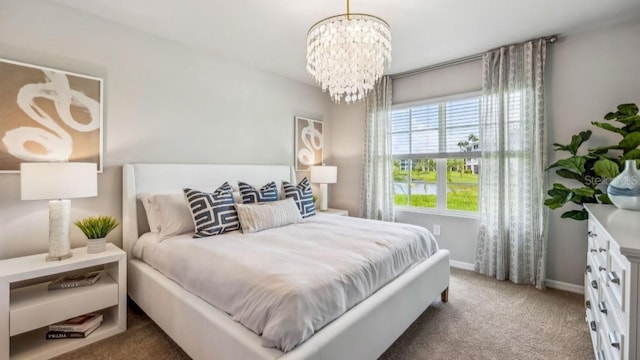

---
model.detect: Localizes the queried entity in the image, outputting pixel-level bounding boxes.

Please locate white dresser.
[584,204,640,360]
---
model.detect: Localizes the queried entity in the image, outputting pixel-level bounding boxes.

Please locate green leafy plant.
[75,215,119,239]
[545,103,640,220]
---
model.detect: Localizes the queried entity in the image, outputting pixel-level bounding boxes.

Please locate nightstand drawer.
[608,247,628,313]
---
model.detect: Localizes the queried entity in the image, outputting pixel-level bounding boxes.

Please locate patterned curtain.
[361,75,394,221]
[474,39,548,289]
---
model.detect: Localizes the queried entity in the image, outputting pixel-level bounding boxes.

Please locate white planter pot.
[87,237,106,253]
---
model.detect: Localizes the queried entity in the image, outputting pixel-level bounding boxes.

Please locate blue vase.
[607,160,640,211]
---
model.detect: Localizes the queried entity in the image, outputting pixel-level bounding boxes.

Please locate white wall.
[327,18,640,286]
[0,0,331,259]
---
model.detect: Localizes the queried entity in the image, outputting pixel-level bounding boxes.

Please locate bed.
[122,163,450,360]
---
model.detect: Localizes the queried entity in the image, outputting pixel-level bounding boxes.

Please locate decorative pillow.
[184,182,241,238]
[154,194,196,240]
[282,177,316,218]
[235,198,302,234]
[238,181,278,203]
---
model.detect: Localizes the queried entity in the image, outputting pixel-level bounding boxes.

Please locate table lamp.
[310,165,337,212]
[20,162,97,261]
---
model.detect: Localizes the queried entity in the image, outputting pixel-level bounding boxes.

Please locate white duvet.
[133,213,438,352]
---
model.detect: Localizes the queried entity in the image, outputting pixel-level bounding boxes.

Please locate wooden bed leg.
[441,287,449,303]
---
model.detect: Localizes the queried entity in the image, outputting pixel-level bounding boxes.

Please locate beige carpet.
[54,268,592,360]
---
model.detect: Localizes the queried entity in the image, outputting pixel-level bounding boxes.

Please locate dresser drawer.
[600,313,625,360]
[587,252,602,293]
[607,245,629,313]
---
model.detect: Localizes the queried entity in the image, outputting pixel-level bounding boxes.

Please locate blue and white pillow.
[183,182,240,238]
[283,177,316,218]
[238,181,278,203]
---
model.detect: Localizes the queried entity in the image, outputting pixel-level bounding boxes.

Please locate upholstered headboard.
[122,163,295,259]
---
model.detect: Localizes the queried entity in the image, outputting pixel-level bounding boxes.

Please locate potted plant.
[545,103,640,220]
[75,215,119,253]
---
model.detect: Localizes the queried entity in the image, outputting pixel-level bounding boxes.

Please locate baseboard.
[545,279,584,294]
[449,260,583,294]
[449,260,475,271]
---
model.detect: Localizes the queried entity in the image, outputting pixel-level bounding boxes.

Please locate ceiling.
[54,0,640,85]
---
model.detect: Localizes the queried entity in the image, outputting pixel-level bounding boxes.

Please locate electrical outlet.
[433,225,441,236]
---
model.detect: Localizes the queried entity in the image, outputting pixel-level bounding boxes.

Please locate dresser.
[584,204,640,360]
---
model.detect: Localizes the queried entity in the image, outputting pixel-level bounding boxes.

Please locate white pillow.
[152,194,195,240]
[235,198,302,234]
[137,193,161,233]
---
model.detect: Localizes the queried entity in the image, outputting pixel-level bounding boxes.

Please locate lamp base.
[47,199,73,261]
[319,183,329,211]
[46,253,73,261]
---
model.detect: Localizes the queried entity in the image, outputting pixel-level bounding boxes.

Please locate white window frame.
[391,90,482,218]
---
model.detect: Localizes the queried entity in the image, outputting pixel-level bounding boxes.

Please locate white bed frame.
[122,163,450,360]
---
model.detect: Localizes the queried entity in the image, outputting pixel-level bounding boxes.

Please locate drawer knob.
[591,280,598,289]
[599,247,607,253]
[590,248,597,253]
[599,266,606,272]
[608,271,620,285]
[598,301,607,315]
[586,300,591,309]
[588,231,593,237]
[609,332,620,349]
[586,265,592,273]
[590,320,597,331]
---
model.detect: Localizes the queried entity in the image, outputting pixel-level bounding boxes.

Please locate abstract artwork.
[0,58,103,172]
[295,116,323,171]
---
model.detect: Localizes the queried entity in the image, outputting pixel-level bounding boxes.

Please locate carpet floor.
[54,268,592,360]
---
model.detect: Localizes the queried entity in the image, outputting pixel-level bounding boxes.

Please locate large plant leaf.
[560,209,589,221]
[619,133,640,152]
[573,187,595,197]
[593,159,620,179]
[591,121,626,135]
[556,157,586,174]
[618,103,639,116]
[623,149,640,160]
[555,168,583,182]
[552,130,591,155]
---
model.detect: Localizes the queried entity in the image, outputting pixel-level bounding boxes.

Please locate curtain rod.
[390,35,558,80]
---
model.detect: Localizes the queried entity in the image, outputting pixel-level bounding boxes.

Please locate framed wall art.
[295,116,323,171]
[0,58,103,172]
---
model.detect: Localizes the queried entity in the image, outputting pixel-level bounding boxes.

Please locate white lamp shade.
[21,162,98,200]
[310,165,337,184]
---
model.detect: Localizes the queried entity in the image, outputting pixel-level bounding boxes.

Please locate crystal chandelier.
[306,0,392,104]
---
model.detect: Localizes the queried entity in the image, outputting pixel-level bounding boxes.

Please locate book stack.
[48,271,103,290]
[46,313,103,339]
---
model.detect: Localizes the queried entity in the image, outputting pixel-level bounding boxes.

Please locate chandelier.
[306,0,392,104]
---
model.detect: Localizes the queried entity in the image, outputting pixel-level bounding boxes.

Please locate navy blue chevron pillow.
[283,177,316,218]
[184,182,240,238]
[238,181,278,203]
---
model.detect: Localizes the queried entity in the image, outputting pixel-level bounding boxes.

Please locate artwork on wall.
[0,58,103,172]
[295,116,323,171]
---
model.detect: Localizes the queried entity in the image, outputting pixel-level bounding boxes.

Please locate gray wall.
[0,0,332,259]
[326,18,640,286]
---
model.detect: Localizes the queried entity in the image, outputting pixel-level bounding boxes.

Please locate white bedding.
[132,213,438,352]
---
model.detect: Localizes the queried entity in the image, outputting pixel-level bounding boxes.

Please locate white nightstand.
[321,208,349,216]
[0,244,126,360]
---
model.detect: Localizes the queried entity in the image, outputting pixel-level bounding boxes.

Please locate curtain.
[474,39,548,289]
[361,75,394,221]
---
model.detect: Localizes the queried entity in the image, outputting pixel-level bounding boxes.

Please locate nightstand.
[0,244,126,360]
[321,208,349,216]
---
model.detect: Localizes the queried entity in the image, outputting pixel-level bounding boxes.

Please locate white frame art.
[294,116,323,171]
[0,58,103,172]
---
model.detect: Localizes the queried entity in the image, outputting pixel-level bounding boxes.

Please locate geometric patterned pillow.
[183,182,241,238]
[238,181,278,204]
[283,177,316,218]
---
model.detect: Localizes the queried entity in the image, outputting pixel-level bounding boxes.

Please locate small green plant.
[75,215,119,239]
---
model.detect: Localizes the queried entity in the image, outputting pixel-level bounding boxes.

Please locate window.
[392,92,481,214]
